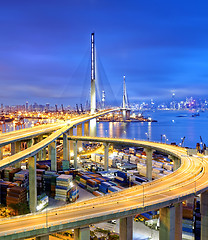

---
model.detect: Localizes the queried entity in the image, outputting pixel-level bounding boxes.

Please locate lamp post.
[142,184,144,207]
[181,136,185,147]
[46,207,48,228]
[145,132,149,141]
[163,134,167,144]
[195,173,197,195]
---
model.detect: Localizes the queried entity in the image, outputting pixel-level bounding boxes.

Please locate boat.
[176,115,187,117]
[192,113,200,117]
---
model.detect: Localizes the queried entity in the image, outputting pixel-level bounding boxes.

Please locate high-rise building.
[46,103,50,112]
[26,101,29,111]
[171,93,176,110]
[55,104,58,112]
[61,104,64,112]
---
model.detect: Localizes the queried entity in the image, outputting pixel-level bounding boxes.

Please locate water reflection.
[97,110,208,148]
[148,122,152,141]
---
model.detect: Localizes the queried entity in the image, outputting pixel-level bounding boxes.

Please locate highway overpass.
[0,110,208,240]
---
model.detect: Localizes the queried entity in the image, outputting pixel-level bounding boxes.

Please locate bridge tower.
[101,90,105,109]
[91,33,96,114]
[121,75,130,121]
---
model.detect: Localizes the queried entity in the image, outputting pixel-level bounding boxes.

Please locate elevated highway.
[0,122,66,147]
[0,135,208,239]
[0,109,119,169]
[68,135,185,158]
[0,109,118,148]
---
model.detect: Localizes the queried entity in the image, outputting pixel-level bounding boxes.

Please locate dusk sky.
[1,1,208,107]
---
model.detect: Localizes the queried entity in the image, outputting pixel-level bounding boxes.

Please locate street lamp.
[181,137,185,147]
[46,207,48,228]
[142,184,144,207]
[163,134,167,144]
[145,132,149,141]
[194,173,197,195]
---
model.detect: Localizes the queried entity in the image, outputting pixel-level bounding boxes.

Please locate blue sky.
[0,0,208,107]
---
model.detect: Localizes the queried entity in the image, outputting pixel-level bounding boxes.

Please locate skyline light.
[1,1,208,106]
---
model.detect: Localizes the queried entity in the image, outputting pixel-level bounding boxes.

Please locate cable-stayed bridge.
[0,34,208,240]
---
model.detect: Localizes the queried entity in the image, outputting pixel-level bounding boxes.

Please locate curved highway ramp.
[0,138,207,239]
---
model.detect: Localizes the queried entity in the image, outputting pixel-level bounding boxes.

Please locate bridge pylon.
[121,75,130,121]
[91,33,96,114]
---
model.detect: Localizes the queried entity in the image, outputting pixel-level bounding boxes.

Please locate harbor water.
[97,110,208,149]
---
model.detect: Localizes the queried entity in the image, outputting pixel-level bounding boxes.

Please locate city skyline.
[1,1,208,105]
[1,94,208,112]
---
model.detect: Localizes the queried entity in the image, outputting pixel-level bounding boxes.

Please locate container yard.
[0,146,176,220]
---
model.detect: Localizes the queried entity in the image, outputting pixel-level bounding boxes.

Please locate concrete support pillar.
[104,143,110,171]
[20,142,24,150]
[37,136,43,161]
[175,202,182,240]
[11,142,21,168]
[27,138,34,148]
[159,206,175,240]
[90,118,97,137]
[11,142,15,155]
[38,135,43,142]
[122,109,126,121]
[38,150,43,161]
[144,148,154,181]
[15,141,21,152]
[169,155,181,171]
[84,121,90,136]
[120,216,133,240]
[126,110,130,120]
[29,155,37,213]
[49,141,57,171]
[201,190,208,240]
[36,235,49,240]
[48,145,51,160]
[63,132,70,161]
[0,147,3,160]
[23,141,27,150]
[174,158,180,171]
[69,128,73,157]
[74,227,90,240]
[73,140,78,169]
[77,124,83,151]
[42,148,46,161]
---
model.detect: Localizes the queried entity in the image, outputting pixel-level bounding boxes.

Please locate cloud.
[1,0,208,105]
